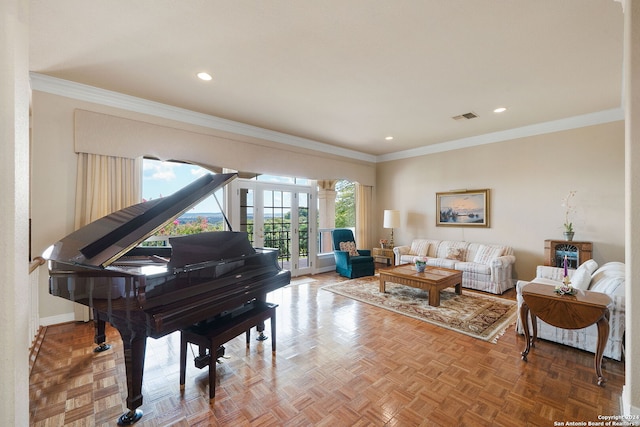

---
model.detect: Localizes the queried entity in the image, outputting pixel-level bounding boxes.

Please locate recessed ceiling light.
[197,72,212,81]
[385,136,394,141]
[493,107,507,113]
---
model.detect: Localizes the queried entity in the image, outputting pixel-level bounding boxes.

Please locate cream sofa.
[515,261,625,361]
[392,239,515,294]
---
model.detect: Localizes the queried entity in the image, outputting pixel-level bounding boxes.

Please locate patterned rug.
[322,275,518,343]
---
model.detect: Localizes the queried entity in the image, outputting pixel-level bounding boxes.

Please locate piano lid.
[46,172,237,268]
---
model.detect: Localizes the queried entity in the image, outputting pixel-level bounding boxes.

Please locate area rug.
[322,275,517,343]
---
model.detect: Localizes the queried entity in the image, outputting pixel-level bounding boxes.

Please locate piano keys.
[44,172,291,425]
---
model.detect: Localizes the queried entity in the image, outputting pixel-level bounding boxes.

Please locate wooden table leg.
[595,309,610,386]
[428,286,440,307]
[520,303,531,361]
[379,276,386,293]
[454,283,462,295]
[529,311,537,347]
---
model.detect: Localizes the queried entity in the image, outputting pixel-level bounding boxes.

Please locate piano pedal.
[193,345,226,369]
[194,354,210,369]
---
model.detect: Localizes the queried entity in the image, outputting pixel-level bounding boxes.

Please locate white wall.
[376,121,625,281]
[624,0,640,416]
[1,0,30,425]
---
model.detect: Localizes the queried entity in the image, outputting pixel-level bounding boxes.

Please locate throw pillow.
[446,247,464,261]
[473,245,505,264]
[339,241,360,257]
[590,276,624,295]
[409,240,430,256]
[570,259,599,290]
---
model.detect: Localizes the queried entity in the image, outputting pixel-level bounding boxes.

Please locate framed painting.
[436,189,490,227]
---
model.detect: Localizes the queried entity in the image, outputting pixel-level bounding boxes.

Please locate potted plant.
[415,257,427,272]
[564,222,574,241]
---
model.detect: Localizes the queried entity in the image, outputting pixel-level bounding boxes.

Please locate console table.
[519,283,611,386]
[372,247,394,266]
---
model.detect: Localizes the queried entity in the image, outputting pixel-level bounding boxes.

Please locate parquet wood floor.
[29,271,625,426]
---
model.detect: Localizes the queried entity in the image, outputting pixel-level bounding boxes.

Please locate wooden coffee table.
[379,264,462,307]
[520,282,611,386]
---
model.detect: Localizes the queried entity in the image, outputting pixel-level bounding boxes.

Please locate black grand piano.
[44,172,291,425]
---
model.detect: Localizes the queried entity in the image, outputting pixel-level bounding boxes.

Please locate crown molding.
[29,73,377,163]
[376,108,624,163]
[30,73,623,165]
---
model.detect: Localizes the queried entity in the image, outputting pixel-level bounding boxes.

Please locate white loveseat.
[392,239,515,294]
[515,261,625,361]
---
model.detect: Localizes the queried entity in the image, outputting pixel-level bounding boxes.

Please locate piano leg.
[93,315,111,352]
[256,321,268,341]
[117,331,146,426]
[256,294,268,341]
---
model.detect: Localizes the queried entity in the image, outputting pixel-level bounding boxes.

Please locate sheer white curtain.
[75,153,142,228]
[73,153,142,321]
[355,183,373,249]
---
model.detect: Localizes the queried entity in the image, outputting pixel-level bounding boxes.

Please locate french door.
[230,180,315,277]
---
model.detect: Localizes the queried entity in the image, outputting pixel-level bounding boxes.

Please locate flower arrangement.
[415,256,427,272]
[562,190,577,233]
[555,279,576,296]
[379,239,388,248]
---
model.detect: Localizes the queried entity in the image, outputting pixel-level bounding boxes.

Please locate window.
[142,159,224,244]
[317,179,355,255]
[335,180,355,228]
[254,174,310,185]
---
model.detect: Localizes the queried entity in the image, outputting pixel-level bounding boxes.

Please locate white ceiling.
[29,0,624,157]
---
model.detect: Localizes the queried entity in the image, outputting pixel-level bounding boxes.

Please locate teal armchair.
[331,229,375,278]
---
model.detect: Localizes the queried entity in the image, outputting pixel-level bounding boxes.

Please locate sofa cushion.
[446,247,464,261]
[455,261,490,275]
[350,255,374,264]
[435,241,468,259]
[409,240,430,256]
[571,259,599,290]
[473,245,505,264]
[399,254,416,264]
[589,262,625,296]
[591,262,625,283]
[339,241,359,257]
[590,276,624,295]
[426,258,457,269]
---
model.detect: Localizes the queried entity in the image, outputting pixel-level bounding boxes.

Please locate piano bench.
[179,301,278,401]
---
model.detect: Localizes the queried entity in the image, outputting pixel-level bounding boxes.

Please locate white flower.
[562,190,577,232]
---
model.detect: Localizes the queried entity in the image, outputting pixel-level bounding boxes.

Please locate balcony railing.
[141,223,347,273]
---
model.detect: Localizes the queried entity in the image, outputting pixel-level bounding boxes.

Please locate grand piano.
[44,172,291,425]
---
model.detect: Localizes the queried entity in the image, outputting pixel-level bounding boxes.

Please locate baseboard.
[621,385,640,425]
[40,312,76,326]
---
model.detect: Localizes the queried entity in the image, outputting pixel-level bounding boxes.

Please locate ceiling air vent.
[452,112,478,121]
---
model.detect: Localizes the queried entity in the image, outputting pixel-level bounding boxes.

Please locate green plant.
[142,216,223,246]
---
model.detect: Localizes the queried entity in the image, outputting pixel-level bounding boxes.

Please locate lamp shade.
[383,210,400,229]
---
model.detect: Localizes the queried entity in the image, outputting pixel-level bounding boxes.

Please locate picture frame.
[436,189,490,227]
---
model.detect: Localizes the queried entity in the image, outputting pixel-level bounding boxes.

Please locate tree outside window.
[335,180,355,229]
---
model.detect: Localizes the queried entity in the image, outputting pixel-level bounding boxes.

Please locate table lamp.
[383,210,400,248]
